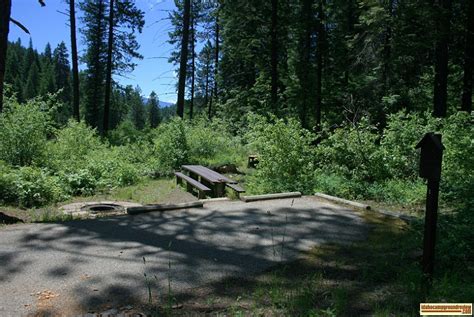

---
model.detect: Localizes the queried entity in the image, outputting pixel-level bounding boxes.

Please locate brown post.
[415,133,444,279]
[214,182,225,198]
[422,179,440,276]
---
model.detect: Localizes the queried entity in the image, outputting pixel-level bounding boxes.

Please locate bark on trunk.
[70,0,80,121]
[461,0,474,113]
[433,0,452,118]
[0,0,12,113]
[214,10,219,100]
[205,60,210,117]
[315,0,325,131]
[103,0,115,134]
[382,0,393,95]
[177,0,191,118]
[270,0,278,112]
[190,11,195,120]
[300,0,312,129]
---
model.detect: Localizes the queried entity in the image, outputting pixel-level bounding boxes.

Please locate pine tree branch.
[9,18,30,34]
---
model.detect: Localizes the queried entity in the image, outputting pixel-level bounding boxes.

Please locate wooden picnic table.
[181,165,237,197]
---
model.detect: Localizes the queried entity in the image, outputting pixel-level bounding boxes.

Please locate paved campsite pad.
[0,196,368,315]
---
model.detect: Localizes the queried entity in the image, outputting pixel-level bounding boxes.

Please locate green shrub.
[47,119,104,171]
[0,97,52,166]
[58,168,97,196]
[12,166,67,208]
[439,112,474,203]
[380,111,438,179]
[0,161,15,203]
[316,117,387,182]
[108,120,146,146]
[152,118,188,175]
[313,171,361,199]
[187,117,245,167]
[366,179,426,205]
[245,115,315,194]
[85,148,140,189]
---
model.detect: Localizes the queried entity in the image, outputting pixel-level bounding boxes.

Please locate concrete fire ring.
[60,201,143,218]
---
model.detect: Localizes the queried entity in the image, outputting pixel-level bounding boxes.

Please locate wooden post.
[415,133,444,279]
[214,182,225,198]
[422,179,440,276]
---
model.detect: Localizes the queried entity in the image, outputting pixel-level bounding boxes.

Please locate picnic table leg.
[176,175,182,186]
[214,183,225,197]
[186,182,193,193]
[189,172,198,181]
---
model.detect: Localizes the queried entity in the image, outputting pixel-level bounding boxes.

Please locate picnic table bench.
[174,172,211,199]
[175,165,245,198]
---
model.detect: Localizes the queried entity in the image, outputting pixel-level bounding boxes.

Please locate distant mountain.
[159,101,174,108]
[142,97,174,108]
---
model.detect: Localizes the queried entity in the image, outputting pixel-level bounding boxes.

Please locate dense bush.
[108,120,147,146]
[0,97,52,166]
[152,117,189,175]
[316,117,387,182]
[186,117,245,167]
[0,166,67,208]
[47,119,105,171]
[314,111,472,205]
[380,111,438,179]
[245,115,315,194]
[12,167,67,208]
[439,113,474,203]
[0,161,15,203]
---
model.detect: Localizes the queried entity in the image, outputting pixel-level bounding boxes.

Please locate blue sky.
[8,0,179,103]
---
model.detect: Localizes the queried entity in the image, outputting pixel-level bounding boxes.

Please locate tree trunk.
[70,0,80,122]
[103,0,114,134]
[382,0,394,95]
[315,0,325,131]
[433,0,452,118]
[0,0,12,113]
[177,0,191,118]
[270,0,278,112]
[461,0,474,113]
[300,0,312,129]
[343,0,355,86]
[205,60,210,116]
[214,10,219,100]
[190,10,195,120]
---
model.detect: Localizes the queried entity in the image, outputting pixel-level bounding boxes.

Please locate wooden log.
[240,192,301,202]
[314,193,370,210]
[127,201,203,215]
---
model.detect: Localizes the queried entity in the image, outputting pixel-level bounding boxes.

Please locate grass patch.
[66,178,181,205]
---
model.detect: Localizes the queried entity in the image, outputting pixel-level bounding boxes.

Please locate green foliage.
[186,117,244,167]
[0,161,15,203]
[48,119,104,170]
[366,179,426,205]
[380,111,438,179]
[439,113,474,203]
[152,118,189,175]
[313,111,473,206]
[0,97,52,166]
[85,147,140,189]
[245,114,315,194]
[316,118,387,182]
[3,167,67,208]
[108,119,144,145]
[313,171,362,199]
